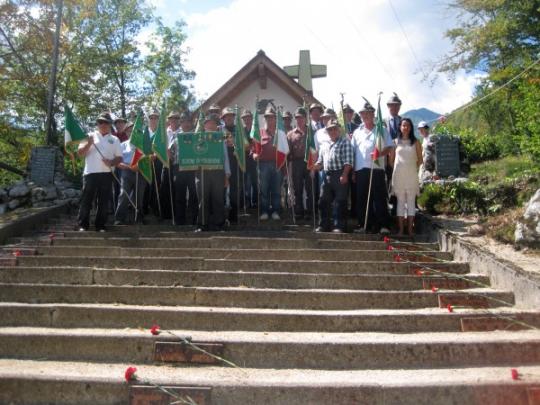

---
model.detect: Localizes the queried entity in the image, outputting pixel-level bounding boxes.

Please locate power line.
[428,56,540,124]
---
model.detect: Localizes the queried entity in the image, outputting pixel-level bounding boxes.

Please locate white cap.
[417,121,429,129]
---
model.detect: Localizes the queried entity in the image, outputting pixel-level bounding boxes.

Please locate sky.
[148,0,481,115]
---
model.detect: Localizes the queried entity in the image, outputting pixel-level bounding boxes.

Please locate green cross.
[284,50,327,94]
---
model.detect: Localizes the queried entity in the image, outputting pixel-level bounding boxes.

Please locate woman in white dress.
[391,118,423,236]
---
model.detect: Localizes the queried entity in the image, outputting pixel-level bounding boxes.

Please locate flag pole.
[236,164,240,222]
[151,160,162,218]
[286,161,295,225]
[364,158,375,232]
[201,167,205,227]
[135,171,139,223]
[257,160,260,225]
[167,166,175,225]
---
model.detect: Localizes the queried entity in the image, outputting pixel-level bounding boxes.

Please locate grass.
[469,155,539,185]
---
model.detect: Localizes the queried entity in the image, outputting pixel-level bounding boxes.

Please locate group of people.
[76,93,435,236]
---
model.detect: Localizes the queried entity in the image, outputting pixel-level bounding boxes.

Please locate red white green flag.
[274,109,289,169]
[373,95,386,167]
[249,102,261,155]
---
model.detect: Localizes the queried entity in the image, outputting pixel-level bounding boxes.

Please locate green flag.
[64,105,87,153]
[233,106,248,172]
[249,103,261,154]
[304,102,317,170]
[374,95,386,167]
[129,111,145,166]
[152,101,169,168]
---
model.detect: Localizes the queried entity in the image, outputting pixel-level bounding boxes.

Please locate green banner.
[177,131,224,170]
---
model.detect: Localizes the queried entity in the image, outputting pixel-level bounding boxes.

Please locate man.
[385,92,402,217]
[114,128,147,225]
[417,121,436,179]
[314,108,337,152]
[351,99,394,234]
[174,111,199,225]
[195,114,231,232]
[287,106,313,220]
[283,111,293,133]
[77,112,122,232]
[314,119,353,233]
[242,109,258,208]
[222,107,245,224]
[114,117,129,142]
[146,108,162,217]
[160,111,181,220]
[253,106,282,221]
[309,103,324,133]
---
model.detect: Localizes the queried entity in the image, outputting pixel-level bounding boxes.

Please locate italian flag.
[129,111,153,183]
[373,95,386,167]
[274,109,289,169]
[249,104,261,155]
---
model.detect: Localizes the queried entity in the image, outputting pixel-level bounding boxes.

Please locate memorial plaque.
[438,294,489,308]
[30,147,57,186]
[129,385,211,405]
[153,341,224,364]
[433,135,460,177]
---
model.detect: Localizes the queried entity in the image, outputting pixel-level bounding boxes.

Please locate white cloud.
[181,0,478,114]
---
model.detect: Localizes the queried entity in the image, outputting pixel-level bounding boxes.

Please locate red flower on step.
[431,286,439,293]
[150,324,161,336]
[511,368,519,380]
[447,304,453,313]
[387,245,394,251]
[12,250,22,257]
[124,366,137,382]
[383,236,391,244]
[393,255,401,262]
[415,269,424,276]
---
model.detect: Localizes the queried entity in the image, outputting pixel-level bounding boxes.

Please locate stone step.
[1,328,539,370]
[34,228,432,242]
[11,235,440,251]
[0,284,512,310]
[0,359,538,404]
[16,245,453,262]
[0,267,490,290]
[2,303,539,333]
[9,256,465,272]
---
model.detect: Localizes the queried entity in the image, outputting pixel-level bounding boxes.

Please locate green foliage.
[417,183,445,215]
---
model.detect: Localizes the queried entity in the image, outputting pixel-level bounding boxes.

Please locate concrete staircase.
[0,216,539,404]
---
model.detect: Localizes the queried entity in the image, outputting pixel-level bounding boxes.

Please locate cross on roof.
[283,50,327,95]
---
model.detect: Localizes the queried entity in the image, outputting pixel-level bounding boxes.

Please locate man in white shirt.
[351,100,394,234]
[314,108,337,152]
[77,112,122,232]
[309,103,324,133]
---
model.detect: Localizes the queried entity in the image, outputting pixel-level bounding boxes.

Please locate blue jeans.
[259,161,282,215]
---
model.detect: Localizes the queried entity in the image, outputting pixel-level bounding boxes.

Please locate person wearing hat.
[342,103,360,218]
[221,107,245,224]
[385,92,403,218]
[313,119,353,233]
[145,108,162,217]
[194,113,231,232]
[114,121,148,226]
[351,99,394,234]
[309,103,324,133]
[283,111,293,133]
[417,121,436,180]
[253,106,283,221]
[241,109,258,208]
[173,111,199,225]
[77,112,123,232]
[314,108,337,152]
[114,117,129,142]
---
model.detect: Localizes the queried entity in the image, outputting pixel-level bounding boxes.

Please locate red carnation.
[124,366,137,382]
[431,286,439,293]
[12,250,22,257]
[447,304,453,313]
[371,148,380,161]
[383,236,391,244]
[150,324,161,336]
[393,255,401,262]
[415,269,424,276]
[387,245,394,251]
[511,368,519,380]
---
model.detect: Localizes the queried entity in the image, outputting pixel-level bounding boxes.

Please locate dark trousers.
[319,171,348,231]
[349,170,357,217]
[196,169,225,230]
[291,159,313,217]
[174,169,198,225]
[246,155,258,207]
[78,172,113,230]
[160,165,174,220]
[148,159,163,217]
[228,160,245,223]
[386,165,397,216]
[115,169,147,223]
[356,168,391,231]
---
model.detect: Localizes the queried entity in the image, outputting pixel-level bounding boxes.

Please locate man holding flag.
[76,112,122,232]
[351,98,394,234]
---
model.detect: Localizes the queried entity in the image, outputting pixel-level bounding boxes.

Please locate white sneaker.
[380,227,390,235]
[260,213,269,221]
[271,212,281,220]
